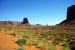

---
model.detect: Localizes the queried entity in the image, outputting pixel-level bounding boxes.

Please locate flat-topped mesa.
[0,21,22,26]
[0,21,12,26]
[22,18,29,24]
[20,18,31,27]
[0,18,30,26]
[67,5,75,21]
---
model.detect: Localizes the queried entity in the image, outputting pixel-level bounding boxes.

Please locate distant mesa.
[0,21,21,25]
[0,18,29,26]
[59,5,75,26]
[21,18,30,26]
[35,24,42,26]
[22,18,29,24]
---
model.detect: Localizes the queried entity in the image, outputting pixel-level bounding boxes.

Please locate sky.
[0,0,74,25]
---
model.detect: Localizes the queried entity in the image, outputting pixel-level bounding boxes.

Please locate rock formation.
[0,21,12,24]
[0,21,21,26]
[67,5,75,21]
[60,5,75,25]
[59,5,75,50]
[22,18,29,24]
[0,18,29,26]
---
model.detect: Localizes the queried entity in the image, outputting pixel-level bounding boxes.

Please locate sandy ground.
[0,32,19,50]
[0,31,62,50]
[0,32,41,50]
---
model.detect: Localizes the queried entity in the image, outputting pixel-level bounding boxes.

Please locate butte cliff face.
[58,5,75,50]
[67,5,75,21]
[60,5,75,26]
[22,18,29,24]
[21,18,30,26]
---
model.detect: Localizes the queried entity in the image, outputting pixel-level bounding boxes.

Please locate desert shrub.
[41,37,48,43]
[36,37,49,50]
[15,39,26,46]
[17,47,25,50]
[48,42,56,50]
[62,44,71,50]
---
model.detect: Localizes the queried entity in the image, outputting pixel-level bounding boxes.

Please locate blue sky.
[0,0,74,25]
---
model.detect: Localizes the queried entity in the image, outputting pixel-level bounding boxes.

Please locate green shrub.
[15,39,26,46]
[62,44,71,50]
[48,43,56,50]
[17,47,25,50]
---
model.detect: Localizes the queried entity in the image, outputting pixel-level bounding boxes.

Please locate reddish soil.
[0,31,62,50]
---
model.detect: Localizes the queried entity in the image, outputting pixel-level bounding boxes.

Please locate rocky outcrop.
[67,5,75,21]
[59,5,75,50]
[22,18,29,24]
[0,21,22,26]
[60,5,75,25]
[0,21,12,25]
[0,18,29,26]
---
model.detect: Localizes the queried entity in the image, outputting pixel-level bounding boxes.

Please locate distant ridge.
[0,18,30,26]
